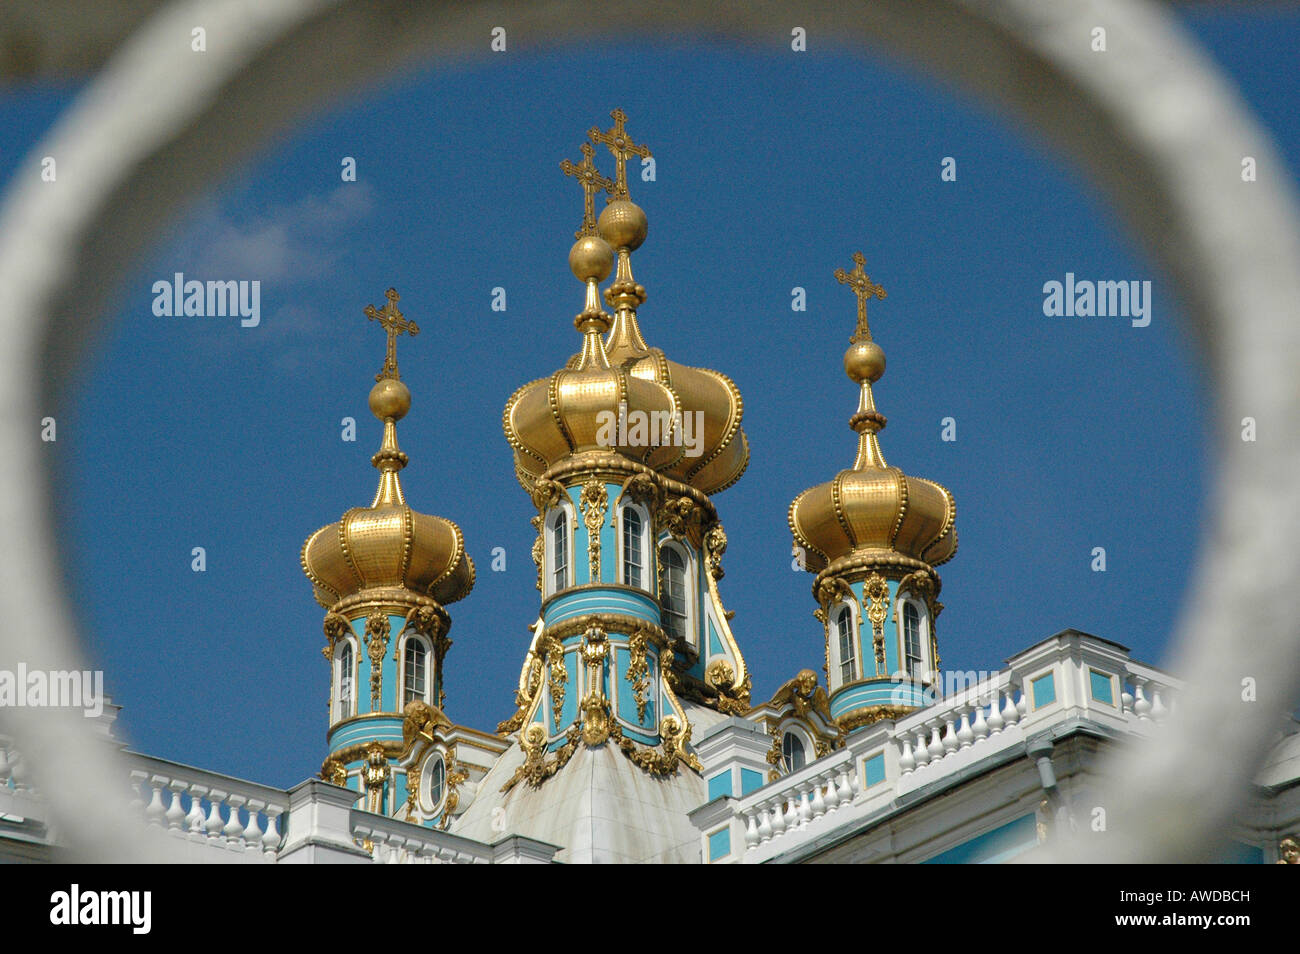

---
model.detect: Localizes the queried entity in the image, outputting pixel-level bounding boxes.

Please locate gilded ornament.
[560,141,615,239]
[320,757,348,787]
[530,514,544,592]
[626,628,651,723]
[364,614,390,710]
[588,107,651,201]
[768,669,832,722]
[864,573,890,673]
[579,480,608,582]
[836,703,913,733]
[703,522,728,580]
[362,741,389,814]
[501,724,582,793]
[544,634,567,730]
[364,287,419,383]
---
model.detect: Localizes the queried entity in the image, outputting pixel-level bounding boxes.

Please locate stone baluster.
[898,734,916,774]
[164,780,187,830]
[795,786,812,827]
[837,767,855,804]
[810,777,828,818]
[1150,685,1168,722]
[145,776,166,826]
[941,712,959,754]
[222,794,247,847]
[1016,686,1029,719]
[1002,684,1021,727]
[744,810,760,848]
[756,804,774,843]
[985,689,1004,734]
[971,698,989,741]
[769,796,787,837]
[1132,679,1151,721]
[264,808,283,855]
[244,799,265,851]
[926,721,946,762]
[957,705,975,748]
[186,786,207,836]
[204,789,226,838]
[912,729,931,767]
[783,794,800,830]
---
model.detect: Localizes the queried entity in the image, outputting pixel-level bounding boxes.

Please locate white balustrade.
[126,765,286,860]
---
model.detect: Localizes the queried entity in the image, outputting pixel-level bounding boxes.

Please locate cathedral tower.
[496,109,751,789]
[789,254,957,733]
[300,288,474,818]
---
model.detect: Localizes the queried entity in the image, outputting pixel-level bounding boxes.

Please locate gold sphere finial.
[598,198,648,251]
[569,234,615,283]
[369,377,411,422]
[844,340,886,384]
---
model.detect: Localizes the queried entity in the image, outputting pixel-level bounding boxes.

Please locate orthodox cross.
[365,287,419,381]
[834,252,887,342]
[588,108,651,199]
[560,142,615,238]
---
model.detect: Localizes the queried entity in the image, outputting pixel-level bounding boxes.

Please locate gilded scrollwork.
[501,723,582,793]
[864,573,890,673]
[656,494,706,545]
[626,628,651,723]
[320,757,348,787]
[579,480,608,581]
[704,658,751,715]
[768,668,832,722]
[322,611,350,662]
[544,634,567,730]
[530,513,545,592]
[364,614,391,709]
[703,522,728,580]
[610,715,702,776]
[530,477,565,513]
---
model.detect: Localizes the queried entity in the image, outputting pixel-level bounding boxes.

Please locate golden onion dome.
[503,230,681,478]
[509,113,748,496]
[301,288,475,609]
[788,253,956,575]
[597,196,749,496]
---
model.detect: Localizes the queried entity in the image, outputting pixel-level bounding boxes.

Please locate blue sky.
[4,7,1294,788]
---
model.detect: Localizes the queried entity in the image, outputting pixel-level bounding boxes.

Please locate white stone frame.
[616,500,652,592]
[778,723,814,775]
[657,537,697,650]
[399,632,433,707]
[543,501,576,598]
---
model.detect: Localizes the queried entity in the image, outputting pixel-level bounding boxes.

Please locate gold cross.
[364,287,419,381]
[834,252,887,342]
[560,142,615,238]
[588,108,651,199]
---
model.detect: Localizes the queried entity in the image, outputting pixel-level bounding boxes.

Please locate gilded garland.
[864,573,890,673]
[626,628,651,723]
[579,480,608,581]
[364,614,391,709]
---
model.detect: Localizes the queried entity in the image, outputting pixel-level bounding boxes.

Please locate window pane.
[623,507,642,588]
[339,644,353,718]
[552,513,567,592]
[661,546,687,641]
[782,733,806,773]
[404,639,427,705]
[836,607,855,683]
[904,603,922,676]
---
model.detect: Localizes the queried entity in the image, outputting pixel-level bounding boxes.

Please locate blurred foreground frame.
[0,0,1296,863]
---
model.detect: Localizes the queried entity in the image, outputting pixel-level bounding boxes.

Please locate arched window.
[403,637,429,705]
[428,757,445,810]
[834,605,857,684]
[782,732,807,774]
[621,505,644,589]
[903,602,923,677]
[420,753,447,815]
[548,509,569,595]
[337,642,354,720]
[660,544,689,643]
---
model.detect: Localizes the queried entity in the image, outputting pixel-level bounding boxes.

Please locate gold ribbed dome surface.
[788,252,956,574]
[302,287,475,610]
[506,111,750,495]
